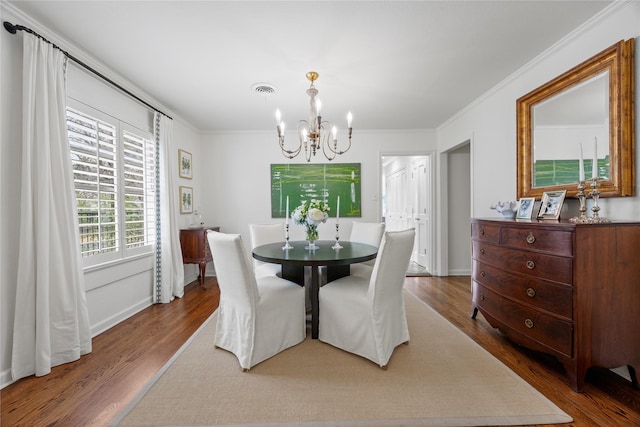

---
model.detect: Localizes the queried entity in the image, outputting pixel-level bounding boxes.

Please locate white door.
[411,157,430,269]
[385,167,408,231]
[382,155,431,274]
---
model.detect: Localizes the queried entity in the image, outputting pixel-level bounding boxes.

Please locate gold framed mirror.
[517,39,635,199]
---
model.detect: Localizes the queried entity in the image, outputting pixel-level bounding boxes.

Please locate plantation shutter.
[123,130,156,249]
[67,108,118,256]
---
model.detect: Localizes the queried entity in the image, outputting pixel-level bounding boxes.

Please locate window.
[67,105,156,266]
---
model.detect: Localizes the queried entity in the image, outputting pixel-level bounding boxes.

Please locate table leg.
[198,262,207,289]
[311,266,320,339]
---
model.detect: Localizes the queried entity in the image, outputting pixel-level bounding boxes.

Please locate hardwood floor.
[2,276,638,426]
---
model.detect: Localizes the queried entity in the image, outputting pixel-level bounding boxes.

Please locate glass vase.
[305,224,319,250]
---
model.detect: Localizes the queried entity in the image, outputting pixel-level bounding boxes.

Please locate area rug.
[112,291,571,427]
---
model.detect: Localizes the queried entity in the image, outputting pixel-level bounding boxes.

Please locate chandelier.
[276,71,353,162]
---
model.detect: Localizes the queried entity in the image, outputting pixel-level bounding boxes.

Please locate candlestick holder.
[569,180,589,223]
[332,223,343,249]
[282,223,293,250]
[588,177,609,223]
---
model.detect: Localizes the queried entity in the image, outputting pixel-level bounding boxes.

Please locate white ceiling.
[7,1,612,132]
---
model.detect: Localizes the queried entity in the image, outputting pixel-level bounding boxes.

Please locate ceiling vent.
[251,82,277,97]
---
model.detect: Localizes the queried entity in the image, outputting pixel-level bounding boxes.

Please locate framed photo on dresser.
[537,190,566,220]
[516,197,536,219]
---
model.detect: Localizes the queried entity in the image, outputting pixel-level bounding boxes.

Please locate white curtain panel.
[12,35,92,380]
[155,113,185,303]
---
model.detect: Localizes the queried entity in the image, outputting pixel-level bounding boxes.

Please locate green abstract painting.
[271,163,361,218]
[534,156,610,187]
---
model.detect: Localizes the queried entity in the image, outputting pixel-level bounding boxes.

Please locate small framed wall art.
[537,190,566,220]
[180,186,193,214]
[179,149,192,179]
[516,197,536,219]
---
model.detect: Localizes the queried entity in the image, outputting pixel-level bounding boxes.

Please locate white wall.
[198,130,436,253]
[446,143,471,275]
[438,2,640,221]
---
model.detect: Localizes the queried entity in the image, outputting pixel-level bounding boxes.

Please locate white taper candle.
[579,142,585,181]
[592,137,598,179]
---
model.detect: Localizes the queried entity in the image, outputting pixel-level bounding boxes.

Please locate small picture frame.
[180,186,193,214]
[537,190,566,220]
[516,197,536,219]
[179,149,192,179]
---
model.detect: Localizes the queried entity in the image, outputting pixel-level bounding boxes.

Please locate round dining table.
[252,240,378,339]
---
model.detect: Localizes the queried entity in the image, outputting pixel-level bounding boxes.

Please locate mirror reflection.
[532,71,609,187]
[517,38,635,199]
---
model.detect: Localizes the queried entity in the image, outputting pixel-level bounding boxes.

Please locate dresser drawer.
[472,260,572,319]
[471,222,500,244]
[473,283,573,357]
[500,226,573,256]
[472,241,573,284]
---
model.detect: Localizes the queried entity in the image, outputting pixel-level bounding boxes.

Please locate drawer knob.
[480,271,486,278]
[525,318,534,328]
[480,249,485,255]
[480,294,485,301]
[526,232,536,244]
[526,287,536,298]
[480,229,485,236]
[526,260,535,269]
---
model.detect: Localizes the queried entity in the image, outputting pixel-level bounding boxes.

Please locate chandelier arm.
[322,120,352,157]
[279,132,303,159]
[326,134,352,155]
[298,120,314,163]
[320,122,337,161]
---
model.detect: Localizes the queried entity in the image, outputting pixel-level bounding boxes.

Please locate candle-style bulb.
[347,112,353,128]
[276,109,281,125]
[332,126,338,141]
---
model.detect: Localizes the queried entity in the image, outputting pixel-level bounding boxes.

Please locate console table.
[471,218,639,392]
[179,226,219,289]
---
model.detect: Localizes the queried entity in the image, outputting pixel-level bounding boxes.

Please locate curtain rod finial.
[3,21,17,34]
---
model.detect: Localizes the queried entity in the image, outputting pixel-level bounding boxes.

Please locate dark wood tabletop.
[252,240,378,266]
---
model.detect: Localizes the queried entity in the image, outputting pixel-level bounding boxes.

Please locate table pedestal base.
[281,265,350,339]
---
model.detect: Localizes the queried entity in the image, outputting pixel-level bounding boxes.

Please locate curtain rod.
[3,21,173,120]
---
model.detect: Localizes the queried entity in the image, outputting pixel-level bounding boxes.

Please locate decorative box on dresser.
[179,226,220,289]
[471,218,639,392]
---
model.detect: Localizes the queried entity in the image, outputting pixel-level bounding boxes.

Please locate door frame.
[380,151,435,274]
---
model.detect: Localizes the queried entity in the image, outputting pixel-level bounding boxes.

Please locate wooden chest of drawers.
[179,226,219,289]
[471,218,640,392]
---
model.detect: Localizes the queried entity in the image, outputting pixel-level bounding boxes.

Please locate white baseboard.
[91,297,153,337]
[447,268,472,276]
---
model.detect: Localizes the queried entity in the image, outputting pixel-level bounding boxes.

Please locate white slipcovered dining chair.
[319,228,415,368]
[249,223,284,278]
[349,221,386,277]
[207,230,306,371]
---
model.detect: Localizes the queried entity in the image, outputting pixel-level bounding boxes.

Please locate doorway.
[381,153,433,274]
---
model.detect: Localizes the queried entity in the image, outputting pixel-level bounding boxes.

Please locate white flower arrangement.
[291,199,330,241]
